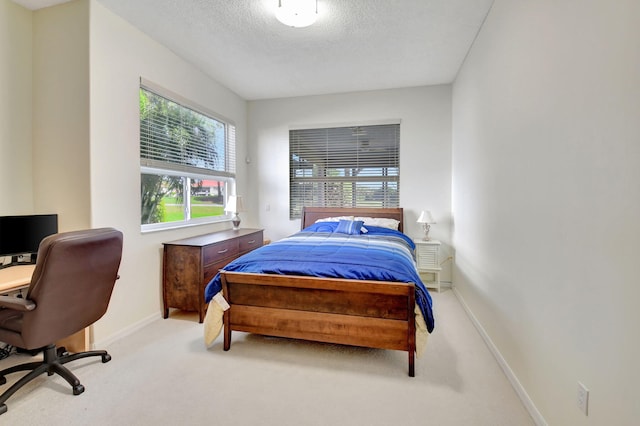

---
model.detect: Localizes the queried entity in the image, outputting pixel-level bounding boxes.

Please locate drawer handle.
[247,240,256,244]
[217,248,229,254]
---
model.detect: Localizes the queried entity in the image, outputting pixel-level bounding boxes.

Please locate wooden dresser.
[162,228,263,322]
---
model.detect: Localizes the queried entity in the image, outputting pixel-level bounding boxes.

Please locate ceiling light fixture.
[276,0,318,28]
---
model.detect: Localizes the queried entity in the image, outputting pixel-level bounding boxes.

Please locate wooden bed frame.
[220,207,417,376]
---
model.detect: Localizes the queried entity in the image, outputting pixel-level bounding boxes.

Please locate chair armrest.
[0,295,36,311]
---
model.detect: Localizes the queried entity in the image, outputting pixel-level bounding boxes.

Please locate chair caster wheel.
[102,354,111,363]
[0,404,7,415]
[73,384,85,395]
[0,376,6,385]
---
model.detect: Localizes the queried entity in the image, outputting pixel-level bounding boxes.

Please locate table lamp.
[225,195,245,230]
[416,210,435,240]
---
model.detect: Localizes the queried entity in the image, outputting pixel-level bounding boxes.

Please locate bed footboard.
[220,271,417,376]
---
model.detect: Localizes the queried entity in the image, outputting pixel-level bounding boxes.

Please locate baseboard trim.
[93,313,160,349]
[452,286,547,426]
[439,280,452,289]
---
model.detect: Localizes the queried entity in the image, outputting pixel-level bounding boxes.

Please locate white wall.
[0,0,33,214]
[452,1,640,424]
[32,0,91,230]
[248,86,453,280]
[88,0,248,343]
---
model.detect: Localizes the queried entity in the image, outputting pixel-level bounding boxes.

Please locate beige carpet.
[0,289,534,425]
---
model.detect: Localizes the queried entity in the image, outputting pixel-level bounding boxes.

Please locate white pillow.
[315,215,399,230]
[354,217,400,230]
[315,216,354,223]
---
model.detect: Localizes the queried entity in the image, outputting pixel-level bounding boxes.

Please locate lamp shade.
[416,210,435,224]
[225,195,245,213]
[276,0,318,28]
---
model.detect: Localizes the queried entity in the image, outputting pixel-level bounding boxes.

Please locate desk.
[0,264,88,352]
[0,265,35,293]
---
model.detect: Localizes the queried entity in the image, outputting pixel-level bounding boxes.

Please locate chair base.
[0,343,111,415]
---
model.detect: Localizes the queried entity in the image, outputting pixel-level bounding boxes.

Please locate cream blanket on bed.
[204,292,429,356]
[204,296,225,347]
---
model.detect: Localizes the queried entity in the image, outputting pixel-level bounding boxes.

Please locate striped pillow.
[335,219,364,235]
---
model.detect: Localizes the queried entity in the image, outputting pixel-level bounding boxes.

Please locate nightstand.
[414,239,441,292]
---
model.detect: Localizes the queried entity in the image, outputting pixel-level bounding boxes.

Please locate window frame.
[139,79,236,232]
[289,122,401,219]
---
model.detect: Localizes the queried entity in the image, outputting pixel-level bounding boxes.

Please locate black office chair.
[0,228,123,415]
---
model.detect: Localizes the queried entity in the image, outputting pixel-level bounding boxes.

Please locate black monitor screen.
[0,214,58,257]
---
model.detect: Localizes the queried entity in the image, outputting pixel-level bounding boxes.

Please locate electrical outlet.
[577,381,589,415]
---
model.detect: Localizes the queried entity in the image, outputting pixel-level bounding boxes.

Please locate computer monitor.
[0,214,58,266]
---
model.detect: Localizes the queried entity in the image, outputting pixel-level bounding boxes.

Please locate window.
[289,123,400,219]
[140,81,236,231]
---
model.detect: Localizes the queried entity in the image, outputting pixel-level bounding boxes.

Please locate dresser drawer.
[203,239,239,265]
[239,231,263,254]
[204,260,229,287]
[163,228,263,323]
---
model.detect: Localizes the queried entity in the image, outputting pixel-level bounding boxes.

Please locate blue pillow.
[335,219,364,235]
[305,222,338,233]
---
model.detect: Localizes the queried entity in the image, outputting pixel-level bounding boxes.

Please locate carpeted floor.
[0,288,534,425]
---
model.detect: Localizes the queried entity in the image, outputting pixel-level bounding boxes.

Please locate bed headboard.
[301,207,404,233]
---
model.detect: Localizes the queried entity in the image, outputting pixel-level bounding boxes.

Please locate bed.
[203,207,433,376]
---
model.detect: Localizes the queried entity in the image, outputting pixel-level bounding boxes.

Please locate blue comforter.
[204,223,434,333]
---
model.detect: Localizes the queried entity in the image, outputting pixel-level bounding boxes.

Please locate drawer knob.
[247,239,256,244]
[218,248,229,254]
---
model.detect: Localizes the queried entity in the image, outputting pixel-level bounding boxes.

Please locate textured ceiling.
[13,0,494,100]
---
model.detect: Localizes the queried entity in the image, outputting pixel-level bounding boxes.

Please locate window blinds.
[139,86,236,178]
[289,124,400,219]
